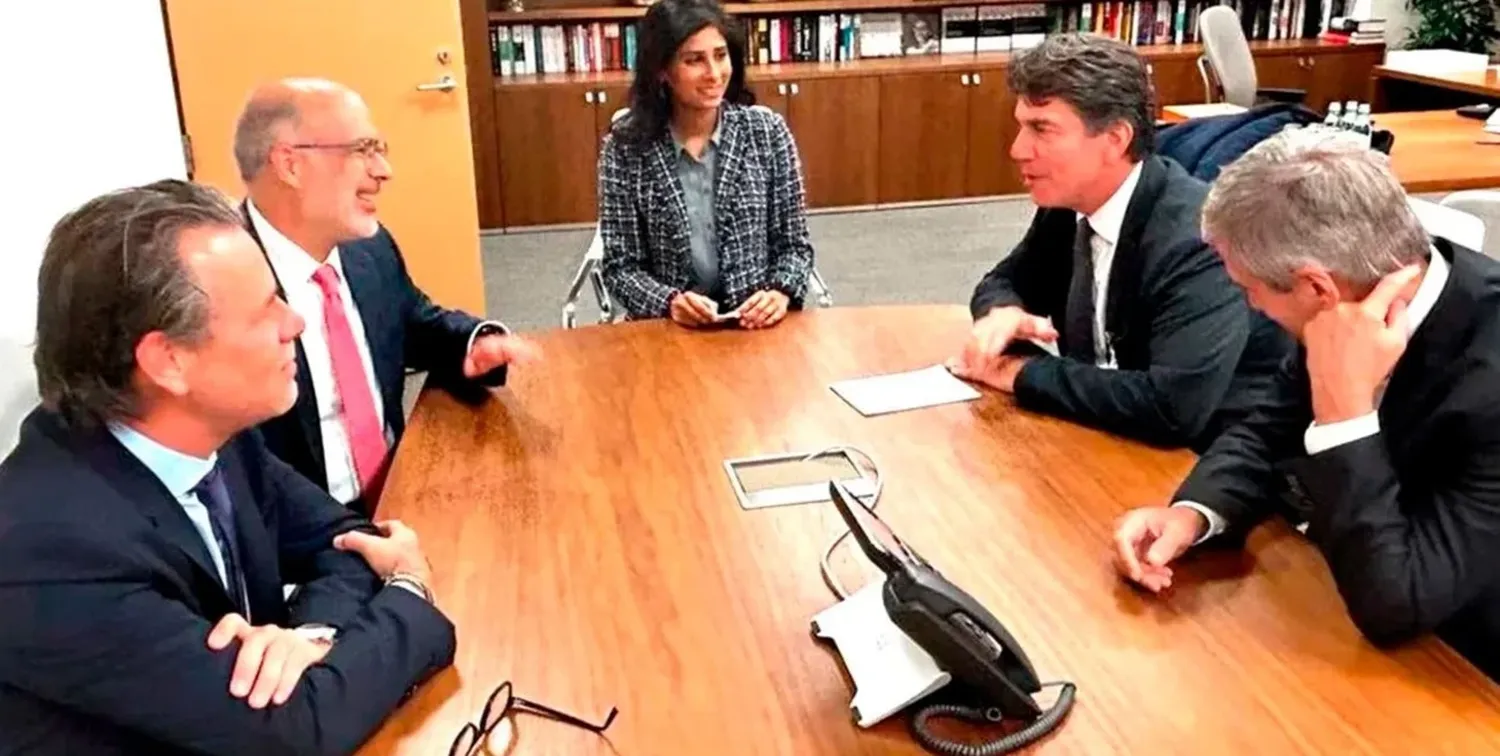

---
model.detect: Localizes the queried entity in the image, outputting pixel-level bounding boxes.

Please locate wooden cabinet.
[486,42,1385,229]
[759,76,882,208]
[879,68,1020,203]
[878,71,974,203]
[1304,48,1384,113]
[1149,57,1205,107]
[965,69,1021,197]
[496,83,624,227]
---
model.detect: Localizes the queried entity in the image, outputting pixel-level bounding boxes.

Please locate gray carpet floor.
[479,198,1039,333]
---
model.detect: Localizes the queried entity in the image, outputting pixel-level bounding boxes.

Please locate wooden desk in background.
[361,307,1500,755]
[1371,65,1500,112]
[1159,108,1500,193]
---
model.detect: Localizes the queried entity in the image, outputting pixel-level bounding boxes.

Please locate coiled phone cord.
[909,681,1077,756]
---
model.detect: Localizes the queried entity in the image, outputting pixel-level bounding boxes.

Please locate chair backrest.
[1198,6,1257,108]
[0,338,37,457]
[1439,191,1500,260]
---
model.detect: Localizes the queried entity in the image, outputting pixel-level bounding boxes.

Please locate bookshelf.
[459,0,1385,229]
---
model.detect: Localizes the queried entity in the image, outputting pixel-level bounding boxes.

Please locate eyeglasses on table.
[448,681,618,756]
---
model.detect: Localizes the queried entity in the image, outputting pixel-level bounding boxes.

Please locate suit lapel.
[219,447,285,625]
[242,202,325,478]
[648,131,695,275]
[711,108,743,233]
[65,419,230,609]
[1102,157,1167,347]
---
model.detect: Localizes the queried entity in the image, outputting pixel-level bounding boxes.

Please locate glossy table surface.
[361,306,1500,755]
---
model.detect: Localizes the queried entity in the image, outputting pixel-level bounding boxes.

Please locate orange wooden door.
[164,0,484,312]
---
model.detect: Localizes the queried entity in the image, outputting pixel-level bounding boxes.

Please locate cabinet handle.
[973,72,981,85]
[790,82,800,96]
[599,90,608,103]
[960,73,971,86]
[585,90,595,104]
[778,83,787,95]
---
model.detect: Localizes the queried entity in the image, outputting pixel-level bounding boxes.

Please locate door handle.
[417,74,457,92]
[972,72,981,85]
[790,82,799,96]
[598,90,608,104]
[960,73,971,86]
[778,83,787,95]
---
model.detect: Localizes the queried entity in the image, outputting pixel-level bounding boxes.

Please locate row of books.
[487,0,1361,77]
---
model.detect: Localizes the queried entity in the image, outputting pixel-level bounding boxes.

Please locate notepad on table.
[829,365,981,417]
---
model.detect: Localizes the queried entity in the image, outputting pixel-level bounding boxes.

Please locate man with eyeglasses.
[234,78,539,516]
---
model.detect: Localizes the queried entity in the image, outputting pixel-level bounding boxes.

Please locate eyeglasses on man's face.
[285,137,389,159]
[448,681,618,756]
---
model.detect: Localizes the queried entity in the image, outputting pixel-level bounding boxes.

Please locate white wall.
[0,1,187,453]
[1368,0,1415,48]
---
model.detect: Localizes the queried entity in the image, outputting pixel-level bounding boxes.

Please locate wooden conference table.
[1158,107,1500,193]
[360,306,1500,755]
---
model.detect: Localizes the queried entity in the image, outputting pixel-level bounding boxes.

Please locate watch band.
[385,572,434,604]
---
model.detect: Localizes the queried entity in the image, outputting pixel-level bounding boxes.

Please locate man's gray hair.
[34,179,244,428]
[1201,128,1430,291]
[233,96,300,182]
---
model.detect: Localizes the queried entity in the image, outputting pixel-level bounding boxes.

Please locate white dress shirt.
[1178,247,1452,540]
[248,201,388,506]
[1075,162,1144,368]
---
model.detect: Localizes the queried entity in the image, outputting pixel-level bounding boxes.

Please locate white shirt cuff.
[1172,500,1227,545]
[1303,412,1380,456]
[464,320,511,362]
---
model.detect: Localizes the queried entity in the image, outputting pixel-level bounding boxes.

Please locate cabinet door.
[788,76,880,208]
[496,83,600,227]
[1149,58,1206,107]
[878,71,970,204]
[965,68,1022,197]
[1303,49,1384,114]
[594,84,632,138]
[1254,53,1312,96]
[749,81,790,119]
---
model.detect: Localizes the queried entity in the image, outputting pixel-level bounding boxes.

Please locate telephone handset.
[827,480,1076,755]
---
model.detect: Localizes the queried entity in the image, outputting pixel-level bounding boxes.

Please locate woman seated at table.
[597,0,815,329]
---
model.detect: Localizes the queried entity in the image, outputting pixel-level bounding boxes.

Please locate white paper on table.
[829,365,981,417]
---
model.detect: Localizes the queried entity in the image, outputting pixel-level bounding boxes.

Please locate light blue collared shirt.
[108,423,229,588]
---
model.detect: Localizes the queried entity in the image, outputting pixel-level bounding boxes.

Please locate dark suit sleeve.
[1286,375,1500,646]
[0,525,455,756]
[242,434,383,628]
[969,213,1051,320]
[385,229,507,390]
[1010,239,1253,448]
[763,112,814,303]
[598,134,678,319]
[1173,352,1310,533]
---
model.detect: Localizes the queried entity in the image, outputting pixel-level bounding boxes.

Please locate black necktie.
[192,465,248,616]
[1065,218,1097,362]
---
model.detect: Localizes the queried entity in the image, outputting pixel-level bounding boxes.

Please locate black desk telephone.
[825,480,1076,755]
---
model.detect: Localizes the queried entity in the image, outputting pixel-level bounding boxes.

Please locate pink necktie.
[311,265,388,504]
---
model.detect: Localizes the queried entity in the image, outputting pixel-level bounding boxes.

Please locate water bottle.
[1323,101,1343,128]
[1354,103,1373,148]
[1339,100,1359,130]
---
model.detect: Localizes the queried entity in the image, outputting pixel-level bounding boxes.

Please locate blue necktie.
[192,465,247,616]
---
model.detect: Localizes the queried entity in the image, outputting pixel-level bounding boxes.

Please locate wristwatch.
[386,572,435,604]
[292,624,338,647]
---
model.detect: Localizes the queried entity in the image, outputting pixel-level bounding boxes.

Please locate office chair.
[560,104,834,329]
[0,338,38,457]
[1197,6,1306,108]
[1440,191,1500,260]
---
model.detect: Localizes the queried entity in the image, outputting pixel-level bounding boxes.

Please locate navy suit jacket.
[0,408,456,755]
[245,211,507,506]
[969,155,1294,452]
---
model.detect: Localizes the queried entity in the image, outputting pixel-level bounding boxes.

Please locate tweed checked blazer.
[597,103,815,319]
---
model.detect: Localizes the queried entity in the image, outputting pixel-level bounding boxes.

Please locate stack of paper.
[829,365,980,417]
